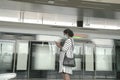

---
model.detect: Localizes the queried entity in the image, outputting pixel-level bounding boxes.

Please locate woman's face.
[64,33,69,38]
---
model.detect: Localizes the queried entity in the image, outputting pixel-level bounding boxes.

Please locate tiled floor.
[11,79,117,80]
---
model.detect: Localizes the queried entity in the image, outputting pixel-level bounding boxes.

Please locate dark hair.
[63,28,74,37]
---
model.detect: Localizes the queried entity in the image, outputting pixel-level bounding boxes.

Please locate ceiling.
[0,0,84,22]
[0,0,119,21]
[0,0,120,14]
[0,0,80,15]
[10,0,120,10]
[0,0,120,35]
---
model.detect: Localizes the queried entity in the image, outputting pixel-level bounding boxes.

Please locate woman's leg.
[63,73,71,80]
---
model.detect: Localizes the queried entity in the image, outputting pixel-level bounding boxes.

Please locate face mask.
[64,35,68,39]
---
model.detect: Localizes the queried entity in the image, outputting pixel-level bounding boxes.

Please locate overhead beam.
[82,0,120,4]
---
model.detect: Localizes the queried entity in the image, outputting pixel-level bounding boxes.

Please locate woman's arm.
[55,41,62,49]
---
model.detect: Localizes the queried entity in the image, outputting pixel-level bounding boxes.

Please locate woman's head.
[63,28,74,37]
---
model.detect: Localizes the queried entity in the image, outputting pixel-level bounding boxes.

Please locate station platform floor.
[10,78,117,80]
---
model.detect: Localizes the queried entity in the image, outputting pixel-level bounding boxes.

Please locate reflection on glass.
[73,46,81,55]
[96,47,112,71]
[73,58,81,71]
[85,44,94,71]
[116,47,120,71]
[73,45,83,70]
[17,42,28,70]
[32,42,56,70]
[0,41,14,71]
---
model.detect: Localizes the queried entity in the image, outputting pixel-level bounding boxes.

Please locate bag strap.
[70,38,74,51]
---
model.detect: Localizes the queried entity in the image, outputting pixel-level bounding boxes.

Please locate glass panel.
[31,42,55,70]
[0,41,14,72]
[96,47,112,71]
[116,46,120,71]
[104,48,112,71]
[73,45,83,71]
[85,44,94,71]
[73,45,82,55]
[73,58,81,70]
[16,41,28,70]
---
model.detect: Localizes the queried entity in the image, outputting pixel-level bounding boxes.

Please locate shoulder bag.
[63,39,76,67]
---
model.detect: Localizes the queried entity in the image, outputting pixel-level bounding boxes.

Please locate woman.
[55,28,74,80]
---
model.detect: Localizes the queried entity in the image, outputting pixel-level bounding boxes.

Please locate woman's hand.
[55,41,62,48]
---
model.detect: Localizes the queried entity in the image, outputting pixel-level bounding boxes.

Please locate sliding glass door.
[84,43,94,78]
[27,40,116,79]
[15,41,29,78]
[95,46,115,78]
[29,41,57,78]
[0,40,15,73]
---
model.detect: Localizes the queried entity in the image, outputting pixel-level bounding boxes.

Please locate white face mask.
[64,35,68,39]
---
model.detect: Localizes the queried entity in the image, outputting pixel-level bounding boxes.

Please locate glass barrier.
[95,47,112,71]
[16,41,29,70]
[84,44,94,71]
[0,41,14,73]
[31,42,56,70]
[73,44,83,71]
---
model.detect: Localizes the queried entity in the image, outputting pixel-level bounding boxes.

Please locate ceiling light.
[48,0,55,4]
